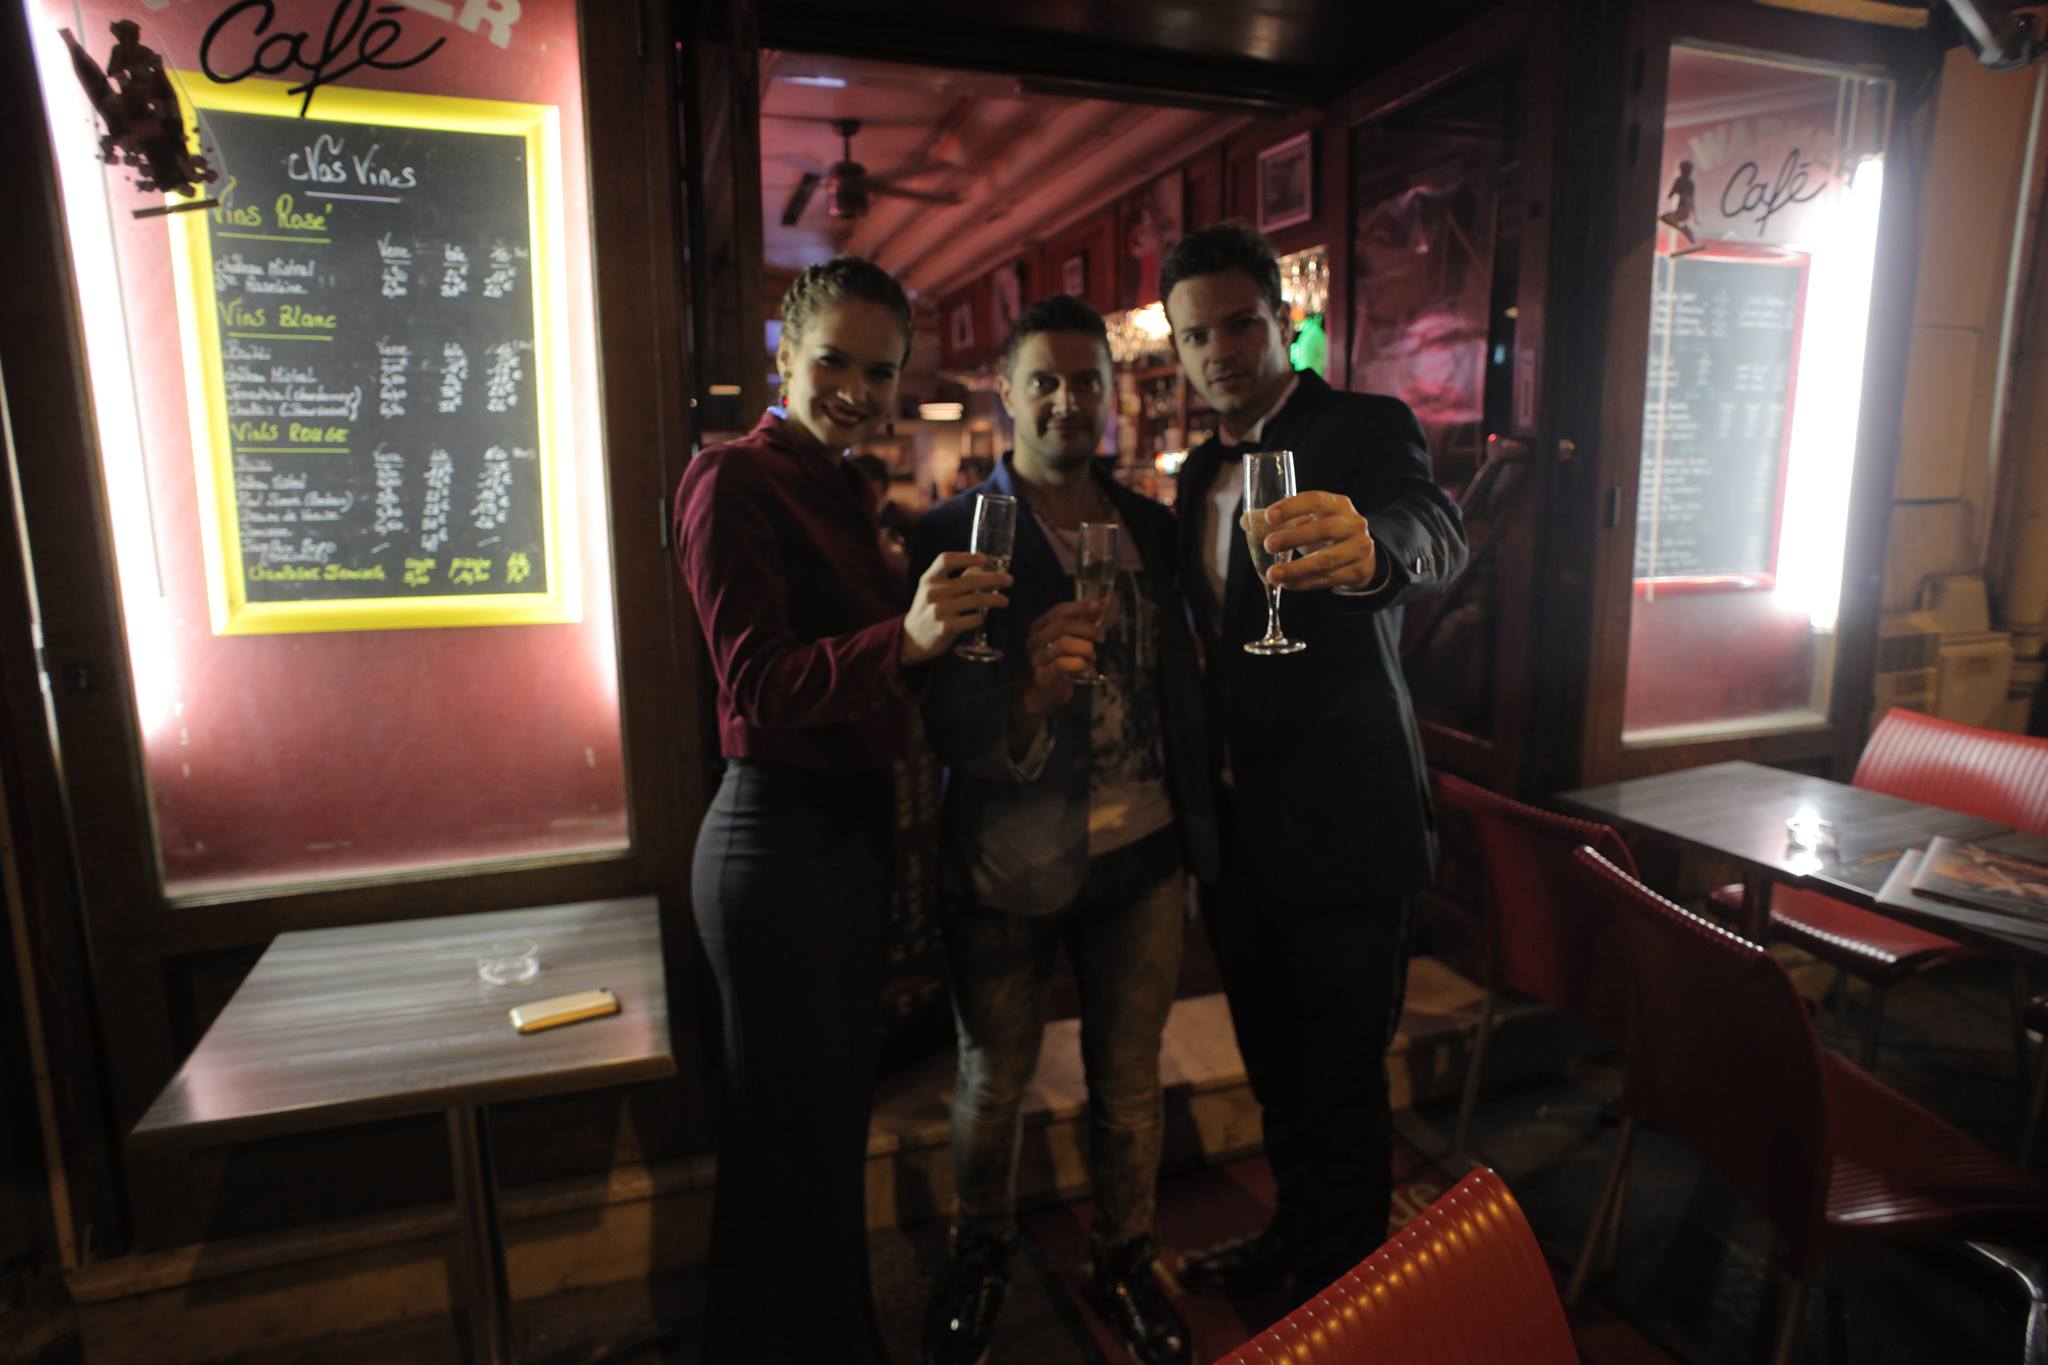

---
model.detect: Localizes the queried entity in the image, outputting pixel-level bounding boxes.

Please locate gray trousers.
[944,828,1185,1248]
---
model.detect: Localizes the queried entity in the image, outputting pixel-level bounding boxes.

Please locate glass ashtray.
[477,938,540,986]
[1785,813,1837,853]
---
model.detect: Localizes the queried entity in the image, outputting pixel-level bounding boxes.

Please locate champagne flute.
[954,493,1016,661]
[1242,450,1307,655]
[1072,521,1120,686]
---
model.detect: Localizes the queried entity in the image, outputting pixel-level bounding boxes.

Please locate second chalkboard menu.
[1634,251,1808,586]
[171,78,573,634]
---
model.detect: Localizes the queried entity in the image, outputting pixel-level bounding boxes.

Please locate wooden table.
[132,898,672,1364]
[1556,761,2048,961]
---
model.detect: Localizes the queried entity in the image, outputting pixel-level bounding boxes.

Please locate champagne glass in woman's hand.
[955,494,1017,661]
[1242,451,1307,655]
[902,552,1010,667]
[1071,521,1120,685]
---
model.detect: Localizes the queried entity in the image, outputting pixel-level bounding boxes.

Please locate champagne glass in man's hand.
[1071,521,1120,684]
[955,493,1018,661]
[1242,451,1307,655]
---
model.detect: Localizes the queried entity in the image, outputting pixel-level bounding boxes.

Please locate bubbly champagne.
[1074,556,1117,604]
[957,492,1018,662]
[1242,510,1291,583]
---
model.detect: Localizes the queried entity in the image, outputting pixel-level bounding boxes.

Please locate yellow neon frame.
[167,76,578,635]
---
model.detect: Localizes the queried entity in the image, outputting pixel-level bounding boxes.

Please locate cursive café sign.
[1674,114,1846,246]
[145,0,525,116]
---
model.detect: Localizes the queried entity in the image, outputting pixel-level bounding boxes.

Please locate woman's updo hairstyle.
[779,255,916,363]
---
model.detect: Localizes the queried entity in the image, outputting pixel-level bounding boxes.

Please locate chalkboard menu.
[173,80,572,634]
[1634,252,1807,584]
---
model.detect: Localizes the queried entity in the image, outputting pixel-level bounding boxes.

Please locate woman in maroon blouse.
[674,256,1009,1362]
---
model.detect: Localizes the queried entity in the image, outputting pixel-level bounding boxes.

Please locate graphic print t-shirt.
[1037,511,1173,856]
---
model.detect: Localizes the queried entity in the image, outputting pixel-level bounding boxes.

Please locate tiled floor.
[9,951,2042,1363]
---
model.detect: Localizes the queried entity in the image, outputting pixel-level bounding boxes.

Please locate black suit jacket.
[1176,370,1466,903]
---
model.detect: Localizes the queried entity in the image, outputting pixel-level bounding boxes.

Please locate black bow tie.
[1215,439,1260,462]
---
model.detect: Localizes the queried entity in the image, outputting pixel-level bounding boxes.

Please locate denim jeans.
[945,828,1185,1247]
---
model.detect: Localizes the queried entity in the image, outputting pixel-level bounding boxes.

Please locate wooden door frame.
[0,0,699,1250]
[1572,0,1932,787]
[1326,0,1565,793]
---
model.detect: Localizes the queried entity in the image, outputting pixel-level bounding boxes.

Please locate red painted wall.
[32,0,626,895]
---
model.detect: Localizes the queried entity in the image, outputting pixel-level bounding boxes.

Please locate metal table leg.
[448,1104,513,1365]
[1740,871,1774,942]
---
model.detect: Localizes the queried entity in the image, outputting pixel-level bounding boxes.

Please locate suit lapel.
[1221,458,1251,639]
[1259,370,1329,481]
[1179,438,1227,635]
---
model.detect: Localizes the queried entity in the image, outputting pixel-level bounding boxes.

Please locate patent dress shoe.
[923,1227,1015,1365]
[1087,1237,1192,1365]
[1177,1224,1294,1296]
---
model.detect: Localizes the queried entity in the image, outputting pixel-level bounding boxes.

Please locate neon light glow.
[1774,157,1884,632]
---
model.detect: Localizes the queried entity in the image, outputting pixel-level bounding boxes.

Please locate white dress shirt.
[1197,375,1299,614]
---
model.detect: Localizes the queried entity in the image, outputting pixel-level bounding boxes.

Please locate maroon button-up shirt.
[673,410,913,771]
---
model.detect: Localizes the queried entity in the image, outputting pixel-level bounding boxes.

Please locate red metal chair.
[2025,993,2048,1163]
[1435,773,1638,1153]
[1212,1166,1576,1365]
[1572,846,2048,1365]
[1708,709,2048,1068]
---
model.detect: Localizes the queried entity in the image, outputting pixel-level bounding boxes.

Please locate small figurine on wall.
[1659,159,1704,256]
[62,20,219,213]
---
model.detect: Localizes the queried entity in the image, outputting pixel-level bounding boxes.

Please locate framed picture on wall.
[993,261,1026,335]
[1124,170,1184,308]
[1257,132,1315,233]
[948,301,975,353]
[1060,254,1086,297]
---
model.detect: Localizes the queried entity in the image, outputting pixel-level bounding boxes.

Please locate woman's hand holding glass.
[901,552,1012,667]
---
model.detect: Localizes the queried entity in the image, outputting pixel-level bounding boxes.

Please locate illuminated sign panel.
[170,77,576,633]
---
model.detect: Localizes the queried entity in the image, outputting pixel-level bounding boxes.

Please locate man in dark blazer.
[1164,223,1467,1297]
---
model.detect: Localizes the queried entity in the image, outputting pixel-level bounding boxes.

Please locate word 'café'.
[7,1,2048,1364]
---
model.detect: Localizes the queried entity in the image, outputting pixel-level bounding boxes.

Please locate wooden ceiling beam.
[902,105,1248,298]
[869,101,1153,287]
[847,100,1053,262]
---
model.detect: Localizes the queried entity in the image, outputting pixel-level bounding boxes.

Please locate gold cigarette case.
[509,988,619,1034]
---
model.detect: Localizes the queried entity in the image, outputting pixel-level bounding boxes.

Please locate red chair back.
[1213,1166,1576,1365]
[1855,707,2048,835]
[1436,773,1637,1039]
[1572,846,1835,1279]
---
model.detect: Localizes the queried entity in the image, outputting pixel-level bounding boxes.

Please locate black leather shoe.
[923,1227,1015,1365]
[1177,1224,1293,1297]
[1087,1238,1192,1365]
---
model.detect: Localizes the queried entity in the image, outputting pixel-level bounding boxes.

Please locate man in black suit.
[1165,223,1467,1297]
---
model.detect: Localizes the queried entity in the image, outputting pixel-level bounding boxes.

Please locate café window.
[1623,43,1893,746]
[25,0,627,897]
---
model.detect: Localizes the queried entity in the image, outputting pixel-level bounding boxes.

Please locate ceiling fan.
[777,118,963,228]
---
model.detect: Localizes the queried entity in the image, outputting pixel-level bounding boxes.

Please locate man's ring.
[1044,640,1057,661]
